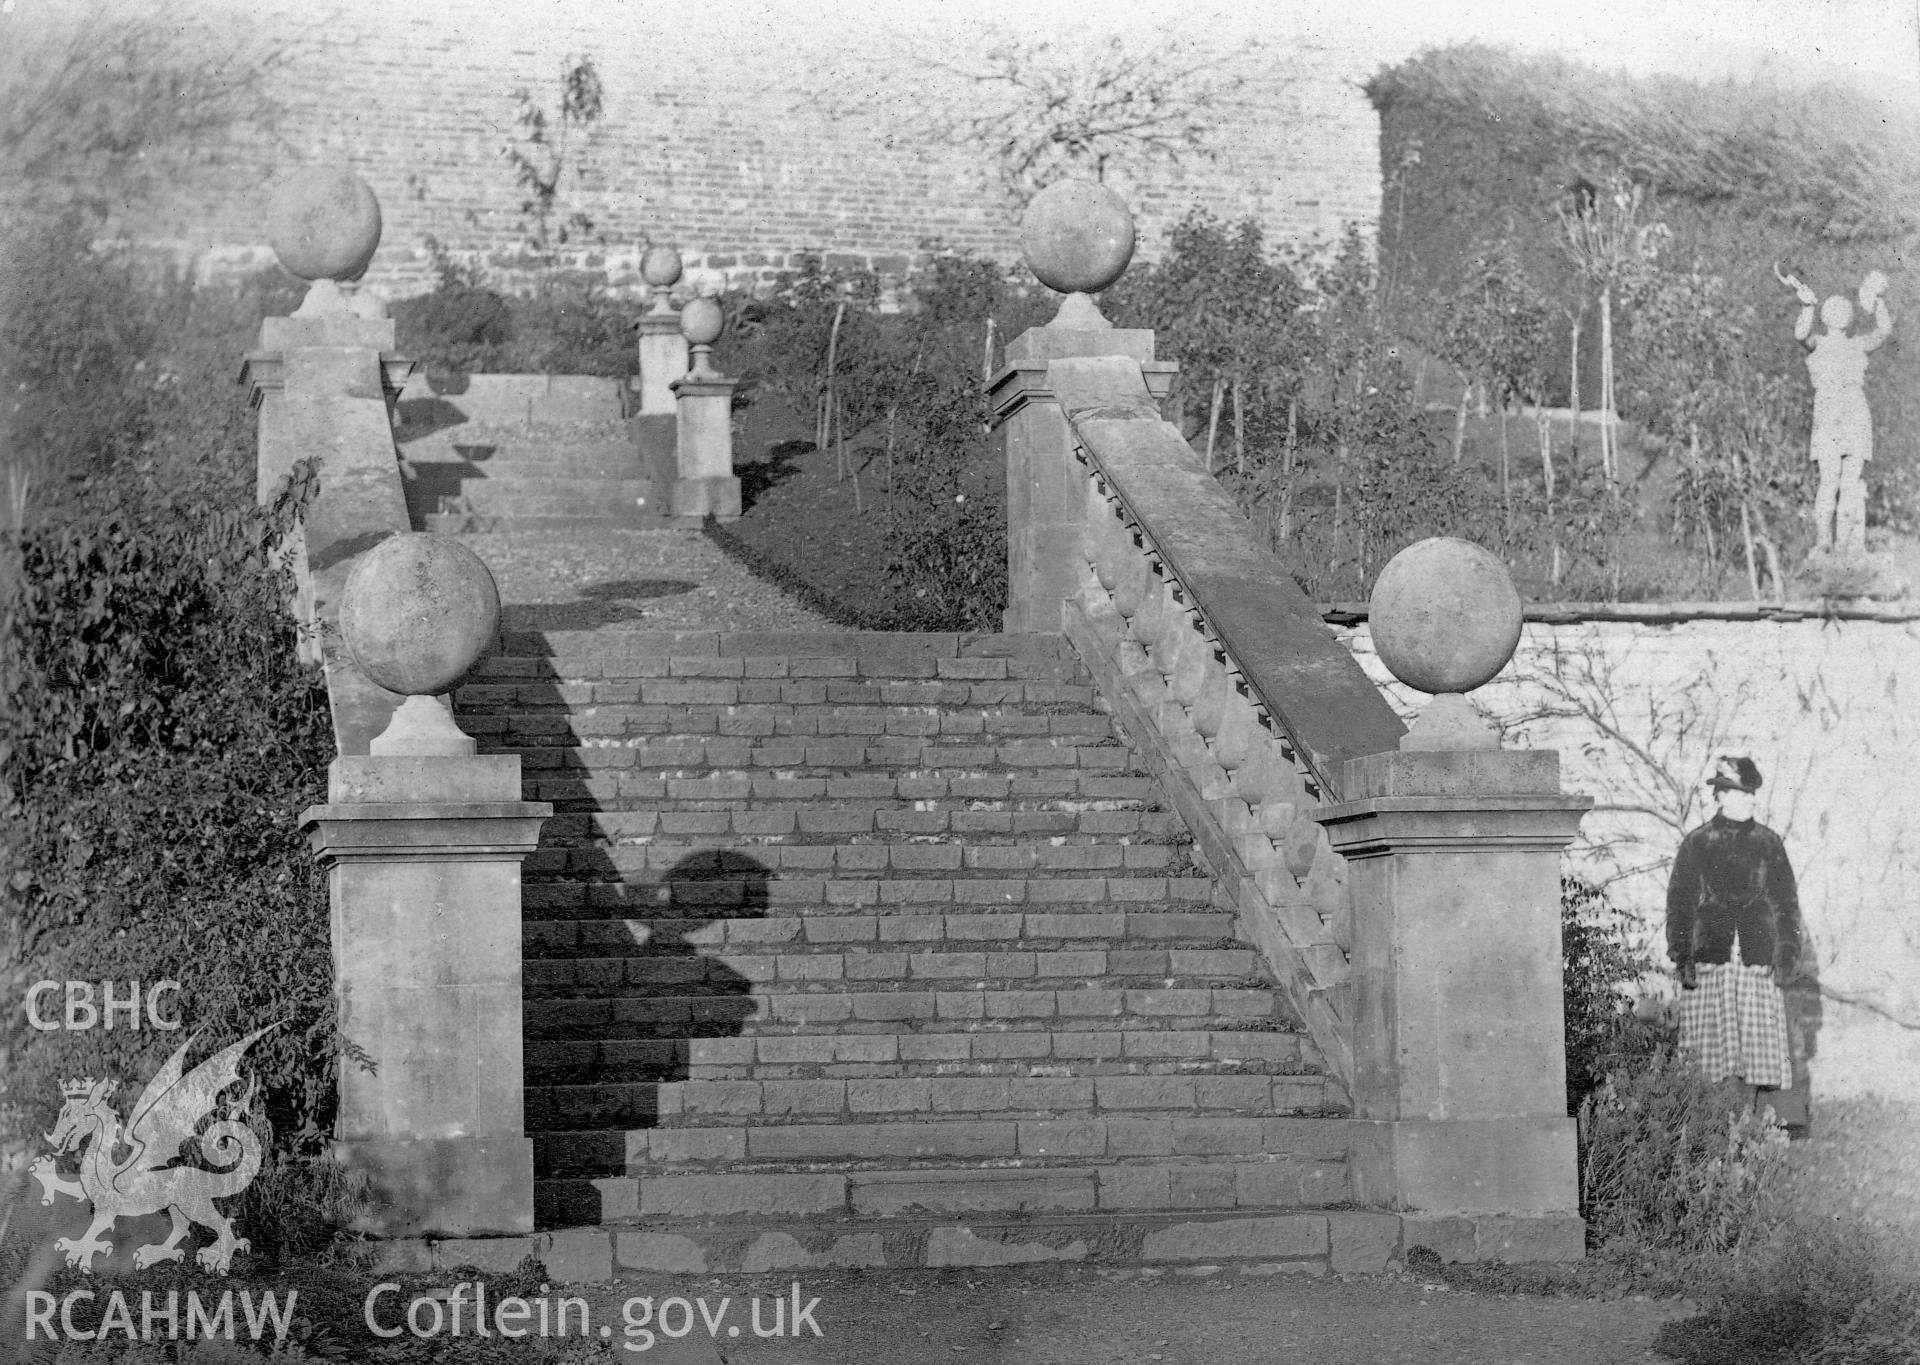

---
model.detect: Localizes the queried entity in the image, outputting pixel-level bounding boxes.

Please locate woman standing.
[1665,756,1802,1103]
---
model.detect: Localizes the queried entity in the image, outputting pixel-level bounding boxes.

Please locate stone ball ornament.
[340,534,501,755]
[1369,537,1522,751]
[267,167,383,282]
[1021,180,1135,297]
[641,245,684,289]
[680,295,725,347]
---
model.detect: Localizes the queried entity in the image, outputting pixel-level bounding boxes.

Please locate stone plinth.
[668,372,741,520]
[637,311,689,417]
[992,326,1164,635]
[301,754,550,1238]
[1313,751,1590,1223]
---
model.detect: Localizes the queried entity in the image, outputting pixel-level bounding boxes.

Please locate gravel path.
[454,528,838,635]
[559,1264,1686,1364]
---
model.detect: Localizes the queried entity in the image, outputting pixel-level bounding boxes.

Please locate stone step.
[393,373,627,426]
[524,771,1161,808]
[402,444,643,478]
[528,1071,1333,1132]
[536,1157,1351,1232]
[425,490,656,519]
[533,808,1185,847]
[521,876,1224,918]
[526,943,1258,989]
[417,474,653,502]
[468,653,1091,687]
[424,511,699,534]
[528,915,1244,955]
[535,1113,1348,1179]
[524,840,1192,879]
[523,985,1279,1040]
[462,698,1109,734]
[470,679,1102,717]
[381,1207,1569,1279]
[526,961,1258,1002]
[525,1027,1312,1083]
[489,630,1077,663]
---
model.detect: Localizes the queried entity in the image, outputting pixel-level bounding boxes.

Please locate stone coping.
[1321,600,1920,625]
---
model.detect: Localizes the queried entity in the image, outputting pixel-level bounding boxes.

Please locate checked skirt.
[1679,961,1793,1090]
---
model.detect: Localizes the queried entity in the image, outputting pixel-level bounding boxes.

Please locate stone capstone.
[339,533,500,696]
[1021,180,1135,296]
[1369,537,1522,695]
[268,166,383,282]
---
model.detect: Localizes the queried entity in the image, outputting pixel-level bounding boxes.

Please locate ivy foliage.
[1,218,337,1155]
[1368,43,1920,537]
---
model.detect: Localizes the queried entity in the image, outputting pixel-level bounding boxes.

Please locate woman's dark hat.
[1708,755,1762,793]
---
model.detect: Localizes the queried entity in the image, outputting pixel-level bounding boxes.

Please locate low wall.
[1334,610,1920,1103]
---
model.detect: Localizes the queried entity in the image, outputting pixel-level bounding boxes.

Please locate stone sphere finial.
[680,294,725,379]
[642,244,684,289]
[680,295,724,346]
[268,166,383,283]
[1369,537,1523,751]
[339,534,502,756]
[1020,180,1135,329]
[642,244,683,316]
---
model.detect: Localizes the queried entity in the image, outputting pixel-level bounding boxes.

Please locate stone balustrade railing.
[1034,354,1405,1096]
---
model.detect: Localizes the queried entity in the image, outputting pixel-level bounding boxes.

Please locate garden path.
[454,526,836,634]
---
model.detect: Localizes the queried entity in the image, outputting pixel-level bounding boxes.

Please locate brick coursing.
[141,0,1380,298]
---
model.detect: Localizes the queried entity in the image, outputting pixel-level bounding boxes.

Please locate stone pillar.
[989,181,1171,634]
[1312,540,1590,1244]
[636,246,689,417]
[667,295,741,520]
[632,245,689,501]
[241,166,416,750]
[299,535,551,1238]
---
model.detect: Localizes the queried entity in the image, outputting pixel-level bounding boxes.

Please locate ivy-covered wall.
[1368,45,1920,532]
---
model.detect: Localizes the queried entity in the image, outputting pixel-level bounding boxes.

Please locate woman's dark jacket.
[1665,815,1803,976]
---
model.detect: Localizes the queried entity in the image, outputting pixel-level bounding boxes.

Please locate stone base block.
[335,1135,533,1238]
[1347,1116,1577,1214]
[669,475,741,520]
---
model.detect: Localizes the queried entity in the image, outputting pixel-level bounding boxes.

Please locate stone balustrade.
[988,183,1407,1094]
[1045,355,1402,1095]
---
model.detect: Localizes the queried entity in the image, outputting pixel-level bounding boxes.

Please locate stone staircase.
[393,373,670,530]
[453,628,1383,1275]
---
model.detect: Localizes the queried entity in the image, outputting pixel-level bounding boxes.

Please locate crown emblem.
[60,1078,111,1098]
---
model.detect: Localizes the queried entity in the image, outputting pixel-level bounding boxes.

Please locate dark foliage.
[1,220,337,1154]
[1561,875,1667,1115]
[390,243,641,380]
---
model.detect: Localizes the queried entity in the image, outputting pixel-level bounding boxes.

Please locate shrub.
[390,245,641,380]
[1656,1218,1920,1365]
[390,240,513,375]
[1,217,337,1155]
[1561,875,1668,1115]
[1578,1050,1790,1265]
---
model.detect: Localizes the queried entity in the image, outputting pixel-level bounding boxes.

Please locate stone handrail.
[1047,355,1406,1094]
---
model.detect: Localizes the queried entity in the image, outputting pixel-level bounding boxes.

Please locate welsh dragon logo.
[28,1025,276,1275]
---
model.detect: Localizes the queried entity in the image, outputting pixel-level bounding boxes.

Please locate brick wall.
[138,0,1381,299]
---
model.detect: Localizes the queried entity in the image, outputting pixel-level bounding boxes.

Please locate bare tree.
[823,23,1267,200]
[1487,631,1919,1033]
[0,0,295,220]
